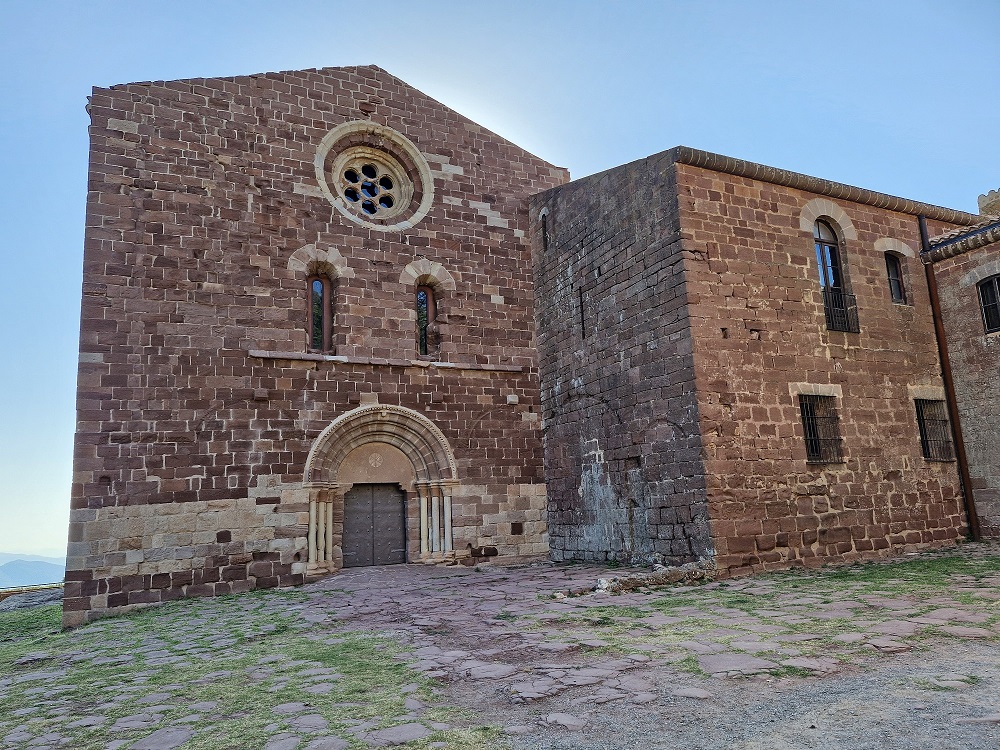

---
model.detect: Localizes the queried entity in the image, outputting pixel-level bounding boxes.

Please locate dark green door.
[342,484,406,567]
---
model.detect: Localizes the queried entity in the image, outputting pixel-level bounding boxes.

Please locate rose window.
[316,121,433,231]
[341,162,399,216]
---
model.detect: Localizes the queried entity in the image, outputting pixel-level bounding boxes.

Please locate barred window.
[979,274,1000,334]
[915,399,955,461]
[798,394,844,463]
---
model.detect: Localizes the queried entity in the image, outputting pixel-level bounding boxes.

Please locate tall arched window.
[884,253,907,304]
[416,285,436,356]
[814,220,859,332]
[308,276,336,352]
[814,220,843,290]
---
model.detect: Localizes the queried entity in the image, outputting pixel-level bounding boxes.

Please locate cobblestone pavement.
[1,542,999,749]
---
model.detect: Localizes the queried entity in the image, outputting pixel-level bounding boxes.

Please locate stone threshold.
[249,350,526,372]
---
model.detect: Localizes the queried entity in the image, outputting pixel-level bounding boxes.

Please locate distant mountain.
[0,560,65,588]
[0,553,65,567]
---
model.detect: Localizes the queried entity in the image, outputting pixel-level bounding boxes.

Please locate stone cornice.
[248,350,527,373]
[666,146,982,226]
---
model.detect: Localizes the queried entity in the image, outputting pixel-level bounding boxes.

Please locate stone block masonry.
[928,231,1000,538]
[533,147,979,576]
[676,163,967,573]
[532,153,713,566]
[69,61,994,625]
[68,65,567,625]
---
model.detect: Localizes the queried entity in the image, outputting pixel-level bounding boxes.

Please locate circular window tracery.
[314,122,434,232]
[330,148,413,222]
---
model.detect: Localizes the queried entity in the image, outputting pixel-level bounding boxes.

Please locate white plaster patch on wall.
[107,118,138,134]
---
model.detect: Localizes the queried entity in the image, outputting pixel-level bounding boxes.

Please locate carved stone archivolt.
[302,404,459,575]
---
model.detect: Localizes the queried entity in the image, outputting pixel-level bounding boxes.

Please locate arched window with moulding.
[814,219,859,332]
[308,275,337,353]
[416,284,437,357]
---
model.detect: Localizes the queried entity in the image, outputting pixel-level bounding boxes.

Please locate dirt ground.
[1,543,998,749]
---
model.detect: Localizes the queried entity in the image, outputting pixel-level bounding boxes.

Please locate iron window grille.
[915,399,955,461]
[822,288,860,333]
[885,253,907,304]
[979,274,1000,334]
[798,394,844,464]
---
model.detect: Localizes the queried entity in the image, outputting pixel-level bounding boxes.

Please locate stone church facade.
[65,65,998,625]
[65,66,566,626]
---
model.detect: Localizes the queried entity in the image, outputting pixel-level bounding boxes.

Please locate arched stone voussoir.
[874,237,915,258]
[304,404,459,487]
[799,197,858,241]
[399,258,458,291]
[287,243,356,278]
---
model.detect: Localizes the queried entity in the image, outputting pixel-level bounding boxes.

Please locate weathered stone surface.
[698,653,779,676]
[128,727,195,750]
[546,713,587,730]
[367,722,432,745]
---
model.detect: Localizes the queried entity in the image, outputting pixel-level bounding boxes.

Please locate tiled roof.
[924,213,1000,262]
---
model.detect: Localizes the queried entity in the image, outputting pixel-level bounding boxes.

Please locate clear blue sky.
[1,0,997,557]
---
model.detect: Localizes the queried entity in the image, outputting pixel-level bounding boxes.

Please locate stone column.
[418,485,429,555]
[443,490,453,553]
[431,487,441,553]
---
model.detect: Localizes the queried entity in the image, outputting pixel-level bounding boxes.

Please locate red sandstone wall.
[67,65,567,624]
[932,240,1000,537]
[676,164,968,574]
[532,156,713,565]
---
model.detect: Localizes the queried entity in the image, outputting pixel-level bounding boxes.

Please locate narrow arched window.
[814,220,858,332]
[885,253,906,304]
[308,276,335,352]
[416,285,436,356]
[979,274,1000,334]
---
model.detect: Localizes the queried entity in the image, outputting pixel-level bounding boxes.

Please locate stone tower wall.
[931,239,1000,538]
[531,155,713,565]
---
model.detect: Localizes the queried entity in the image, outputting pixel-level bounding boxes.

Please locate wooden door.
[342,484,406,567]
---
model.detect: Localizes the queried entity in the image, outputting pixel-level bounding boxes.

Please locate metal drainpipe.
[919,215,982,541]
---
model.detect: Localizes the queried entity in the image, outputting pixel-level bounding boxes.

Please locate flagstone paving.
[0,542,998,748]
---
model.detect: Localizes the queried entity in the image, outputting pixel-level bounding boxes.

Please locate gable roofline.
[99,64,567,176]
[665,146,982,226]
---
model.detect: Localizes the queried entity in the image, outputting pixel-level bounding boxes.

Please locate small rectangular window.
[798,394,844,463]
[979,275,1000,334]
[915,399,955,461]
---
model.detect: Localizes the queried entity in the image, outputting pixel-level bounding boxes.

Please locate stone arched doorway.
[302,404,459,575]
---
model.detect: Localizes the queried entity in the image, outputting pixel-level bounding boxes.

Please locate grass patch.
[0,592,503,750]
[518,550,1000,676]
